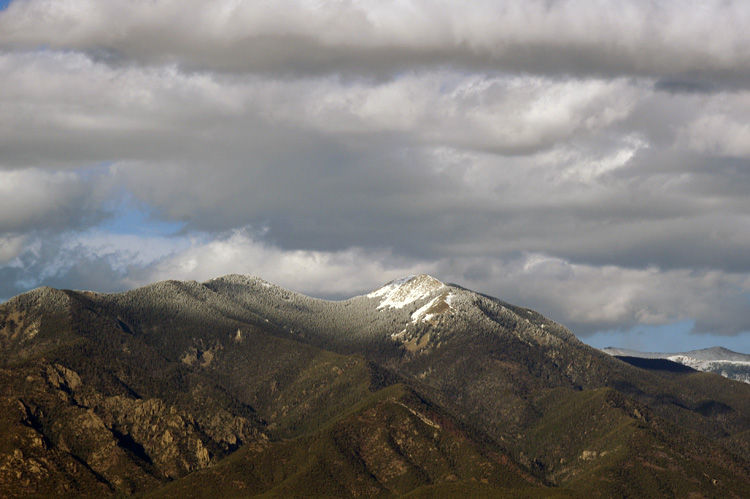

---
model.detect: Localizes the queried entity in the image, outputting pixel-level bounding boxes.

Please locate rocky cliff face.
[0,357,266,497]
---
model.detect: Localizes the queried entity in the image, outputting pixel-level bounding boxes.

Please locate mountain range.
[2,274,750,497]
[601,347,750,384]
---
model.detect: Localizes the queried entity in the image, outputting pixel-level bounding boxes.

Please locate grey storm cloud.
[0,0,749,344]
[2,0,750,83]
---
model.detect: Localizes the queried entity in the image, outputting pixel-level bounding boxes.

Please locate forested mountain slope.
[1,274,750,497]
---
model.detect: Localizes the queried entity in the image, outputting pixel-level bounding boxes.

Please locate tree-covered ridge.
[1,274,750,497]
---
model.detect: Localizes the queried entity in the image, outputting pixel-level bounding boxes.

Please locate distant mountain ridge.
[2,274,750,497]
[601,346,750,362]
[602,346,750,384]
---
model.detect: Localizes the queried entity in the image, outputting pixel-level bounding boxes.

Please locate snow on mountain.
[666,356,750,384]
[677,347,750,363]
[602,347,750,384]
[410,291,454,324]
[601,347,666,359]
[208,274,275,288]
[368,275,445,310]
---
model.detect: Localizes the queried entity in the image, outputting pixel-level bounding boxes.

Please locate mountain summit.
[2,275,750,497]
[367,274,446,309]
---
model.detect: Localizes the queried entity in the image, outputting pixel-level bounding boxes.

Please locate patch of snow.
[445,292,454,307]
[678,347,750,363]
[601,346,750,362]
[391,329,407,340]
[637,354,750,384]
[247,276,273,288]
[667,355,750,372]
[367,275,417,299]
[411,300,437,324]
[602,347,750,384]
[410,292,454,324]
[368,275,445,310]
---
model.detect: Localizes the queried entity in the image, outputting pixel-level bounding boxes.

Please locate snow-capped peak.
[368,274,445,310]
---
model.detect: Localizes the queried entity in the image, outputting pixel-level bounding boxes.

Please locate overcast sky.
[1,0,750,353]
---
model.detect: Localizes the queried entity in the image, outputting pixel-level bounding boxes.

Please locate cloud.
[277,74,641,154]
[432,254,750,336]
[682,114,750,159]
[2,0,750,83]
[0,168,109,232]
[7,228,750,339]
[125,228,434,298]
[0,234,26,265]
[0,228,189,298]
[0,51,245,168]
[1,0,750,347]
[0,50,642,170]
[0,228,431,301]
[2,55,747,272]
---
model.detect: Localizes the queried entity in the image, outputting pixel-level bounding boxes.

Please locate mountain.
[602,346,750,384]
[2,274,750,497]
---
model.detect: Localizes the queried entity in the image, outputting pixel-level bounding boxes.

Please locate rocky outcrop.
[0,359,266,495]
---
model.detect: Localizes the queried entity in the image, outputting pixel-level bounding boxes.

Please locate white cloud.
[81,229,750,338]
[434,254,750,336]
[280,74,641,153]
[0,169,101,231]
[682,114,750,159]
[4,227,750,340]
[0,49,642,168]
[0,51,246,167]
[128,229,435,298]
[1,0,750,346]
[0,234,26,265]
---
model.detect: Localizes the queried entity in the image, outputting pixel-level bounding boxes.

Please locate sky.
[1,0,750,353]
